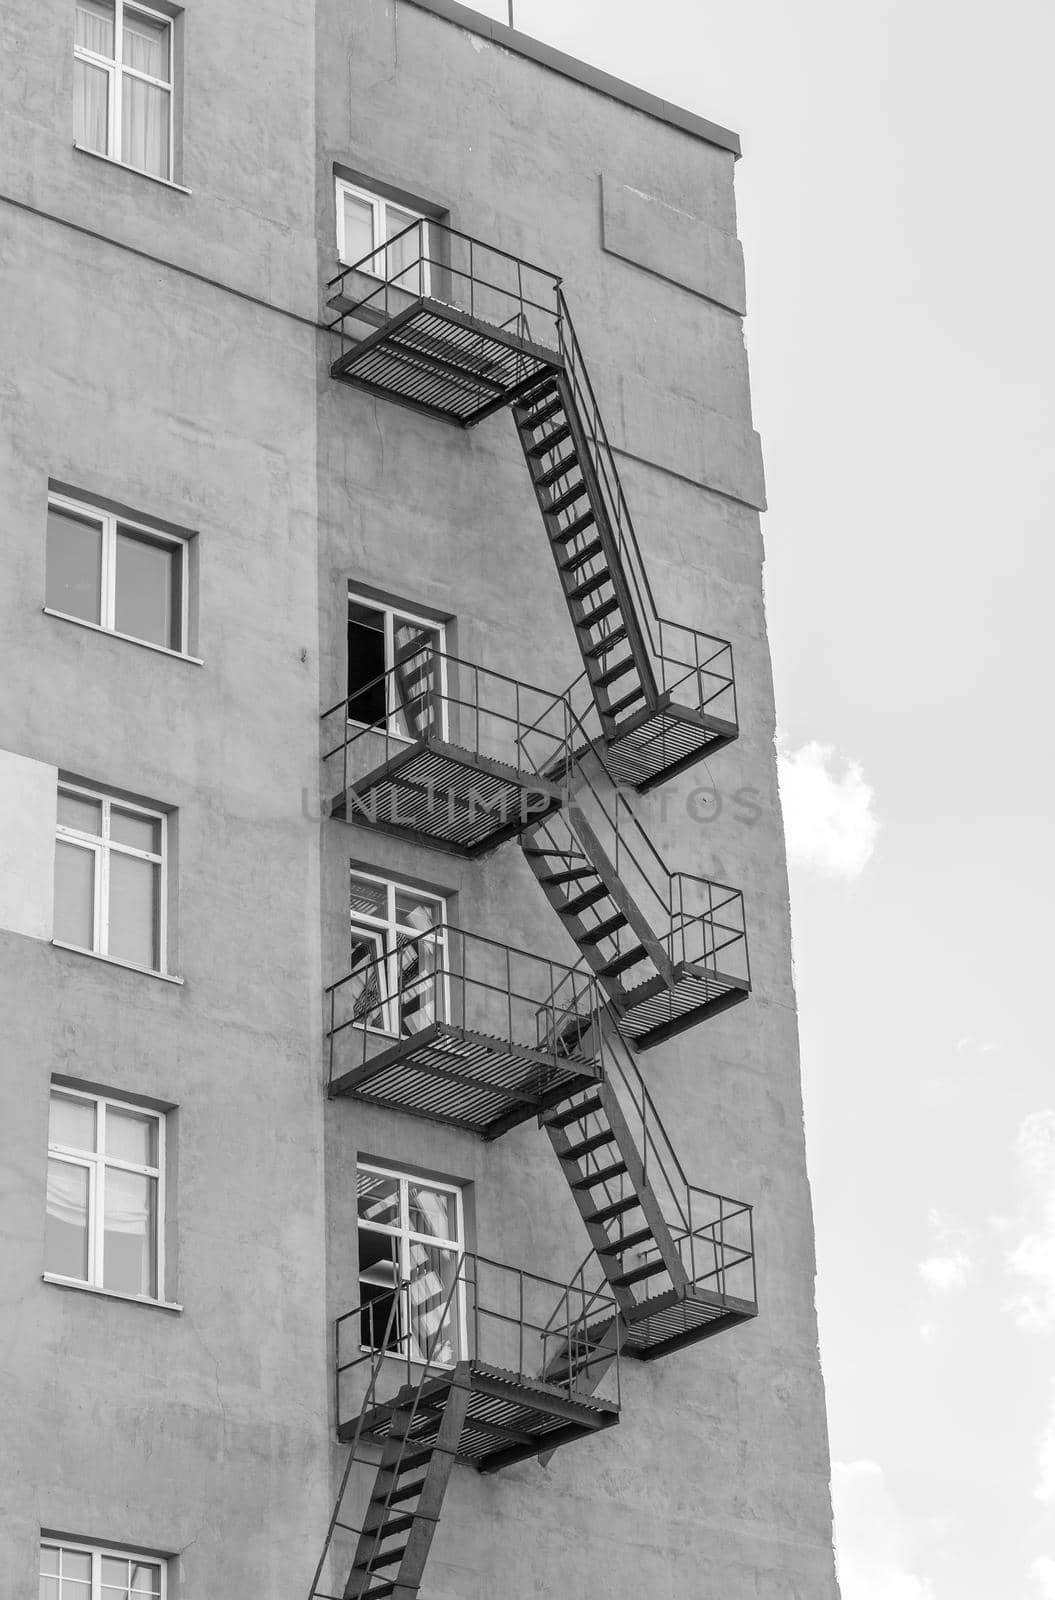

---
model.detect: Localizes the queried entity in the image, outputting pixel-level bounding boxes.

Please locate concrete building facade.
[0,2,840,1596]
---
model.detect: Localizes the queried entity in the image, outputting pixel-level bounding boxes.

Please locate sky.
[469,2,1055,1595]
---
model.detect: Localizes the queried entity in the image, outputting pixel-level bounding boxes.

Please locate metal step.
[548,481,590,516]
[571,1159,629,1190]
[349,1583,395,1600]
[520,393,563,431]
[597,943,648,979]
[578,912,628,945]
[537,454,581,489]
[381,1476,429,1506]
[563,1129,617,1162]
[553,512,597,545]
[568,570,612,604]
[578,595,620,628]
[584,626,629,659]
[539,866,598,887]
[357,1543,409,1573]
[559,538,603,571]
[529,424,572,457]
[612,1258,669,1290]
[544,1094,605,1129]
[379,1445,433,1476]
[587,1194,641,1226]
[598,1226,654,1257]
[562,883,610,917]
[596,654,636,688]
[363,1514,416,1542]
[605,686,647,718]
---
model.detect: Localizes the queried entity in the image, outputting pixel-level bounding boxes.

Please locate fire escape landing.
[322,650,572,858]
[326,927,604,1139]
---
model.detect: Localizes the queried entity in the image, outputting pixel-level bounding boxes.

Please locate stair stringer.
[543,1080,691,1323]
[337,1372,472,1600]
[512,373,659,727]
[522,804,674,1006]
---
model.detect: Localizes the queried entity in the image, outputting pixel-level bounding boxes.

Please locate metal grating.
[333,742,563,856]
[331,1023,601,1139]
[355,1362,618,1469]
[605,708,738,791]
[333,306,557,425]
[617,965,749,1045]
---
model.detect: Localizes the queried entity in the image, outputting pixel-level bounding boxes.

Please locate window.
[54,783,168,975]
[44,1087,165,1302]
[46,494,189,655]
[357,1162,464,1365]
[74,0,174,181]
[347,590,446,740]
[336,179,430,292]
[347,869,448,1038]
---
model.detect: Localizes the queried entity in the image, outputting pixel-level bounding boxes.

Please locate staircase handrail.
[524,695,748,973]
[555,291,737,711]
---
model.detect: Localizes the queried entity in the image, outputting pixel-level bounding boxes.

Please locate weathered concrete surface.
[0,0,836,1595]
[602,174,749,315]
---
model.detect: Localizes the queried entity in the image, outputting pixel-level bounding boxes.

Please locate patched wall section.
[0,749,57,942]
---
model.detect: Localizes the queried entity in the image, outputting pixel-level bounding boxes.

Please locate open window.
[356,1162,465,1365]
[348,869,448,1038]
[347,589,448,742]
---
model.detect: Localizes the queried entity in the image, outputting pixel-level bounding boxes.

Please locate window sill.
[43,1274,182,1313]
[73,142,191,195]
[43,609,203,665]
[51,941,184,986]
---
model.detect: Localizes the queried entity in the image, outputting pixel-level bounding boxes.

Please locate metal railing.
[320,645,580,807]
[334,1250,621,1433]
[520,701,750,985]
[327,217,563,357]
[326,922,603,1088]
[554,291,738,721]
[541,1019,757,1317]
[309,1267,460,1600]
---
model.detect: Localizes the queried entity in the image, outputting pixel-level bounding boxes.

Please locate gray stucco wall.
[0,0,836,1595]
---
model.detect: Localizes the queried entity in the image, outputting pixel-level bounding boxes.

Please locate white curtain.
[122,73,169,179]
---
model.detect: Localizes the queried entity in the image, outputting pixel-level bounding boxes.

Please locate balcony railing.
[327,924,605,1137]
[335,1250,622,1442]
[321,646,578,854]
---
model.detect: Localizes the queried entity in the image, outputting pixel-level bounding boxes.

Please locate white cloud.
[777,739,879,879]
[1006,1110,1055,1333]
[1030,1556,1055,1599]
[833,1460,935,1600]
[918,1210,973,1293]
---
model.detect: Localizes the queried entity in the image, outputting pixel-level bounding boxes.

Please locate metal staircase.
[327,225,739,791]
[520,723,749,1049]
[311,1257,621,1600]
[541,1019,757,1363]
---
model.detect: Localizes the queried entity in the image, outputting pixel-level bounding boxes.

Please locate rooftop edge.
[398,0,742,158]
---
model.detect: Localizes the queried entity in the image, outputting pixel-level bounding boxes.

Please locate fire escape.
[313,220,757,1600]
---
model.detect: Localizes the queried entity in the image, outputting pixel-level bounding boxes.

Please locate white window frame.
[357,1160,466,1368]
[55,782,169,977]
[349,868,449,1039]
[335,178,432,293]
[74,0,175,181]
[44,1086,167,1306]
[347,588,449,743]
[46,492,191,659]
